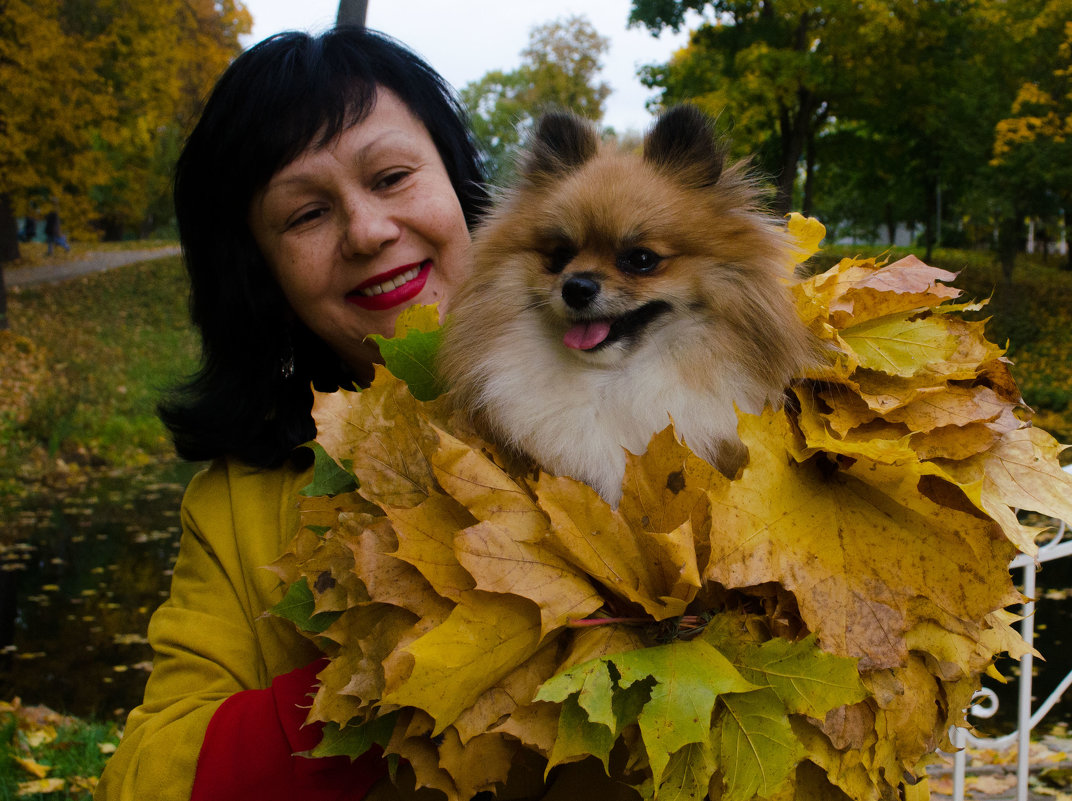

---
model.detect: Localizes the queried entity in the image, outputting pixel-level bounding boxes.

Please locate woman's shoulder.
[185,454,314,498]
[180,454,314,549]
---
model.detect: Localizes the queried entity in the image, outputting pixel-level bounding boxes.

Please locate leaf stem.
[566,616,650,628]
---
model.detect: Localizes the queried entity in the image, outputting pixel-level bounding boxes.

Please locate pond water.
[0,460,202,722]
[0,462,1068,738]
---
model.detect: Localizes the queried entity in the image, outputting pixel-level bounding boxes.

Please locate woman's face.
[249,88,471,374]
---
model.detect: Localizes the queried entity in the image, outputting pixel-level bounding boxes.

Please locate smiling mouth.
[346,261,431,311]
[356,264,423,297]
[562,301,672,351]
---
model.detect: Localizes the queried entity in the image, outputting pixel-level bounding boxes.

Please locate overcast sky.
[239,0,697,133]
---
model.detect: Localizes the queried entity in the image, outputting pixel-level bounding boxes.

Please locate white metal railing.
[950,462,1072,801]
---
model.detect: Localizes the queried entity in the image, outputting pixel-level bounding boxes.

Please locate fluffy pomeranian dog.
[438,105,816,506]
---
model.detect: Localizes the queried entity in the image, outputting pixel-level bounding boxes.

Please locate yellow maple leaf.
[381,591,543,734]
[310,373,440,509]
[786,212,826,263]
[705,408,1020,669]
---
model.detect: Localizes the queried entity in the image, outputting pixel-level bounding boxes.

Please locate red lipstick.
[346,261,431,311]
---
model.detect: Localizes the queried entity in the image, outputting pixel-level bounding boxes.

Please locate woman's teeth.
[361,265,421,296]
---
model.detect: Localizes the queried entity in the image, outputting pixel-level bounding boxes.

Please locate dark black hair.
[159,27,485,468]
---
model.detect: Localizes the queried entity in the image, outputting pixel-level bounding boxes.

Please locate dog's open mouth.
[562,301,671,351]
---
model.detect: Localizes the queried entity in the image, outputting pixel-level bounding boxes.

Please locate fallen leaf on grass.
[16,778,65,796]
[13,756,51,778]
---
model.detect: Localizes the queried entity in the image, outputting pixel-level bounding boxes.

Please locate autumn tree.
[629,0,887,215]
[461,15,611,182]
[0,0,249,250]
[0,0,247,327]
[992,18,1072,271]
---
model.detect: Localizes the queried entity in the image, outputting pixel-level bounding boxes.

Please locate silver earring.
[280,337,295,380]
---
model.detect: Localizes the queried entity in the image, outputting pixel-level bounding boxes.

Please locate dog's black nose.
[562,274,601,309]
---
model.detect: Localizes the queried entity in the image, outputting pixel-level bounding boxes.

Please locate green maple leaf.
[704,624,869,719]
[269,577,341,634]
[714,688,802,801]
[537,638,755,789]
[546,694,617,771]
[311,714,397,759]
[301,441,359,497]
[650,738,718,801]
[538,657,618,729]
[367,304,445,401]
[539,660,654,772]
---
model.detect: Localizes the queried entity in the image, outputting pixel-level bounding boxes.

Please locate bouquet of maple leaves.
[269,217,1072,801]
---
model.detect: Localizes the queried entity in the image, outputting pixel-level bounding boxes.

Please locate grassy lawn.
[0,250,197,501]
[0,700,119,800]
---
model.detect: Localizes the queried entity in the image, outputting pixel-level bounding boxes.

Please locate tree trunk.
[922,180,936,262]
[1064,206,1072,272]
[802,127,815,217]
[336,0,367,27]
[776,107,808,216]
[996,212,1023,285]
[0,193,21,331]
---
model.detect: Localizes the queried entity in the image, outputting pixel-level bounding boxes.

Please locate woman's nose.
[342,198,401,256]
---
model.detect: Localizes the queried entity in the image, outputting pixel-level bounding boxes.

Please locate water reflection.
[0,460,203,722]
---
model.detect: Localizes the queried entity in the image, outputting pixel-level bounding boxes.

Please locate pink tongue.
[563,320,612,350]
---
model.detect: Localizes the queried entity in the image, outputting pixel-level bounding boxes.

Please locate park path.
[4,245,181,288]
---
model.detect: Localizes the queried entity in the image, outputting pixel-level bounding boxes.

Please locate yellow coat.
[95,458,322,801]
[95,458,639,801]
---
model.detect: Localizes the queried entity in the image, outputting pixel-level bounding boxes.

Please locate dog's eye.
[617,247,661,275]
[547,245,575,274]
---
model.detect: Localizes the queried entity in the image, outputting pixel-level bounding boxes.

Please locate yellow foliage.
[274,220,1072,800]
[0,0,249,234]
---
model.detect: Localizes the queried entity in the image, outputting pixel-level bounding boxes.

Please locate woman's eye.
[376,170,410,190]
[286,207,326,229]
[547,245,575,274]
[617,247,661,274]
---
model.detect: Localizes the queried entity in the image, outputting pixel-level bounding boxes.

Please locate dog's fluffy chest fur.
[468,314,761,505]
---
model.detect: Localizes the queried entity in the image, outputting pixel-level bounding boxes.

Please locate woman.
[95,28,484,801]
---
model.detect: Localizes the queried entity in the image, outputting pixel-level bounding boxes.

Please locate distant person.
[19,215,36,243]
[44,210,70,255]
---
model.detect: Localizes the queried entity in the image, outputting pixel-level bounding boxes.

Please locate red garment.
[191,660,387,801]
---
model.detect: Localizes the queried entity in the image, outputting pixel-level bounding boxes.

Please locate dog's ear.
[521,111,599,184]
[643,105,726,188]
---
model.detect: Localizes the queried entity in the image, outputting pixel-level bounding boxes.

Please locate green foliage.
[301,443,360,498]
[631,0,1072,259]
[367,310,446,402]
[533,619,868,799]
[461,15,611,183]
[269,578,342,635]
[311,715,398,760]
